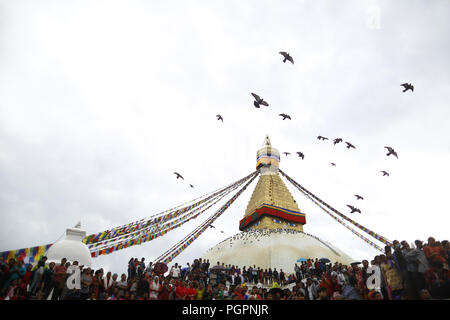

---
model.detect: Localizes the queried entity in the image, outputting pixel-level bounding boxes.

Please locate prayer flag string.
[280,169,392,247]
[281,175,385,253]
[0,244,52,265]
[84,171,257,245]
[89,175,250,256]
[157,172,259,264]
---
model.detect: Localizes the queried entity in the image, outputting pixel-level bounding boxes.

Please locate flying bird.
[296,152,304,159]
[216,114,223,122]
[400,83,414,92]
[330,162,336,166]
[347,205,362,214]
[174,172,184,180]
[333,138,343,145]
[251,93,269,108]
[209,225,216,229]
[279,113,291,120]
[384,146,398,159]
[279,51,294,64]
[354,195,364,200]
[380,170,389,176]
[283,152,291,156]
[189,184,194,188]
[345,142,356,149]
[317,136,329,141]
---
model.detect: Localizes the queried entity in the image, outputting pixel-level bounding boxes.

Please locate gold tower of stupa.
[239,135,306,232]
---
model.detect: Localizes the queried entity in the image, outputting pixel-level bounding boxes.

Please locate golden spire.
[240,137,306,232]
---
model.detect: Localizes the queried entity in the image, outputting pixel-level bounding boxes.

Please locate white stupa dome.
[45,227,92,267]
[202,229,354,274]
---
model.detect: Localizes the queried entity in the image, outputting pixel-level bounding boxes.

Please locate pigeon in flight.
[283,152,291,156]
[330,162,336,166]
[400,83,414,92]
[296,152,304,159]
[380,170,389,176]
[279,51,294,64]
[251,93,269,108]
[347,205,362,214]
[174,172,184,180]
[209,225,216,229]
[216,114,223,122]
[333,138,343,145]
[354,195,364,200]
[345,142,356,149]
[189,184,194,188]
[317,136,329,141]
[384,146,398,159]
[279,113,291,120]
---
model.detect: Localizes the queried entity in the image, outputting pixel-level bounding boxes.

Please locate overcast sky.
[1,0,449,276]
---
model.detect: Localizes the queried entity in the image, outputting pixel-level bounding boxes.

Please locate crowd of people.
[0,236,449,300]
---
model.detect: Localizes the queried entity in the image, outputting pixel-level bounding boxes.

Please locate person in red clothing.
[259,269,265,284]
[185,282,197,300]
[425,261,450,299]
[233,287,244,300]
[90,269,102,299]
[175,280,187,300]
[21,264,33,297]
[248,286,262,300]
[367,290,383,300]
[233,284,248,300]
[314,259,321,276]
[51,258,67,300]
[17,278,27,300]
[319,272,336,298]
[425,237,449,269]
[159,279,172,300]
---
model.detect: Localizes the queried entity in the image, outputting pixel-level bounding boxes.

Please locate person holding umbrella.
[295,264,302,281]
[319,258,330,276]
[153,262,168,277]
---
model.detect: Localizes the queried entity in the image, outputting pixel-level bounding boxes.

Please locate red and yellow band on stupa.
[239,203,306,231]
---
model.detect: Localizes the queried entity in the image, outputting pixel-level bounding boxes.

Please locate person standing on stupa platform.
[425,237,449,269]
[279,269,286,286]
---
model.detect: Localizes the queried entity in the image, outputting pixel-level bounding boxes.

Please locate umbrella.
[297,258,307,262]
[319,258,330,263]
[211,265,226,271]
[153,262,168,275]
[350,261,362,265]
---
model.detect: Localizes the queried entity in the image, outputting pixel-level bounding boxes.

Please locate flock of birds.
[173,171,194,189]
[216,52,296,124]
[285,135,400,215]
[174,51,412,216]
